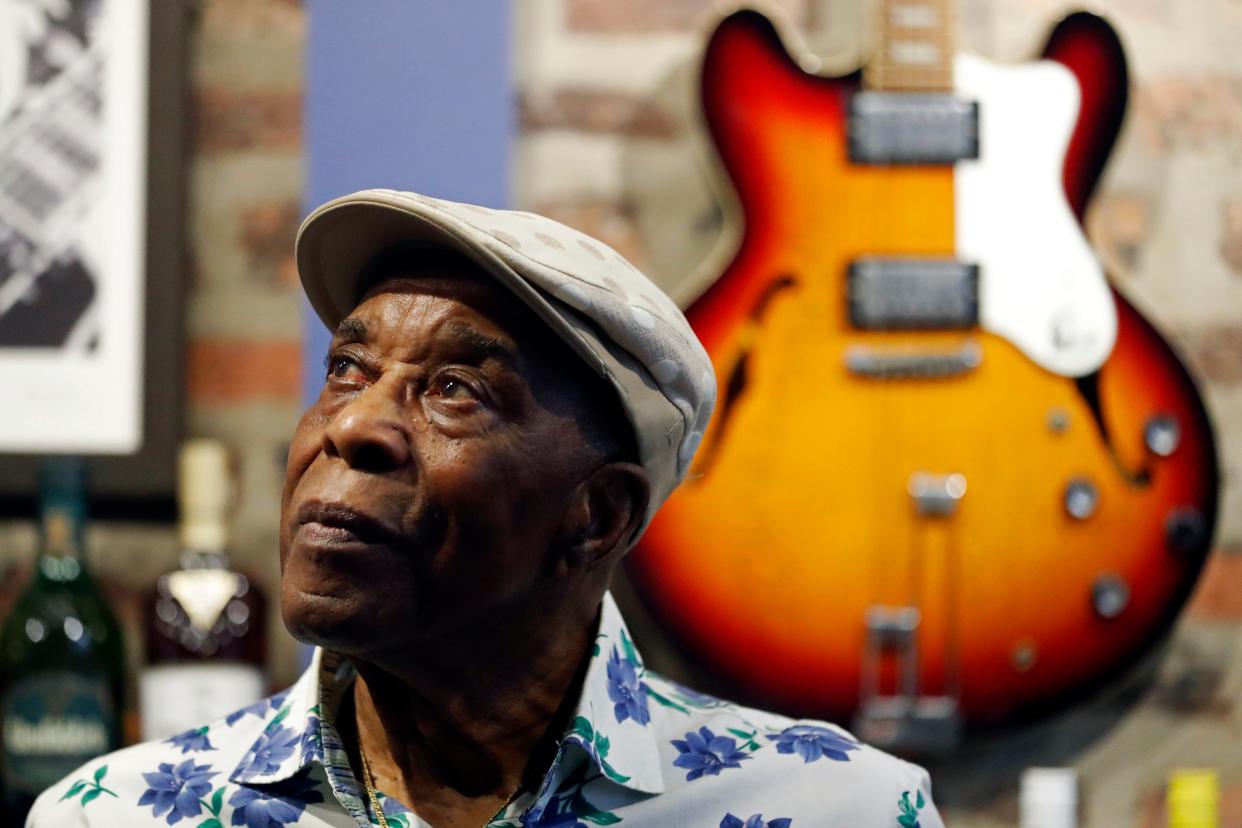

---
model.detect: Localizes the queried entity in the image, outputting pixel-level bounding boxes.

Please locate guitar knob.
[1144,415,1181,457]
[1092,575,1130,620]
[1166,508,1208,557]
[1064,478,1099,520]
[1046,408,1070,434]
[1011,639,1038,673]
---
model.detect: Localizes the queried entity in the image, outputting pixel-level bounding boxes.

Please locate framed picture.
[0,0,187,513]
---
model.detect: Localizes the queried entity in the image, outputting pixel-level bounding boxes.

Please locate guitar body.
[629,9,1218,728]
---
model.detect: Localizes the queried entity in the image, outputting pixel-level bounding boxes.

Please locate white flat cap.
[295,189,717,530]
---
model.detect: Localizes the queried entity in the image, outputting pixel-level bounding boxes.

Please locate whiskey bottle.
[139,439,266,740]
[0,458,125,823]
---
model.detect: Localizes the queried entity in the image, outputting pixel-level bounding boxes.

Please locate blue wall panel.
[301,0,513,405]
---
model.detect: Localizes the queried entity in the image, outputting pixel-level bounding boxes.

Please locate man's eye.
[326,355,362,381]
[430,374,478,401]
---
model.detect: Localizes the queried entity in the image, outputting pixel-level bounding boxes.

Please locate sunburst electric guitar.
[629,2,1218,745]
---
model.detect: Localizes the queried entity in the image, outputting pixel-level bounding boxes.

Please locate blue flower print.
[520,801,589,828]
[523,813,588,828]
[666,680,727,709]
[137,759,217,825]
[381,792,413,818]
[519,801,548,826]
[237,725,300,777]
[721,814,793,828]
[299,715,323,766]
[225,690,289,726]
[165,726,214,754]
[606,645,651,725]
[766,724,859,763]
[671,727,751,781]
[228,768,323,828]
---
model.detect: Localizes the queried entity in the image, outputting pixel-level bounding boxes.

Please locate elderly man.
[29,191,944,828]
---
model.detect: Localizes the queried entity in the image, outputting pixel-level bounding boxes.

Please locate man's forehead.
[338,272,569,371]
[339,276,512,340]
[357,265,504,308]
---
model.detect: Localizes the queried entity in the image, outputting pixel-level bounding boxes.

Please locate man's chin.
[281,586,387,654]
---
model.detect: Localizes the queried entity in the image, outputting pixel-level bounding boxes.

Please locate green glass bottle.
[0,459,125,823]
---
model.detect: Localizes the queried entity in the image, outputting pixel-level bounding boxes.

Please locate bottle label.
[139,663,265,741]
[2,672,116,796]
[165,569,241,634]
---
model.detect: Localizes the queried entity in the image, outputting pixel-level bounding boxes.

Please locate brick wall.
[514,0,1242,825]
[0,0,310,707]
[176,0,308,689]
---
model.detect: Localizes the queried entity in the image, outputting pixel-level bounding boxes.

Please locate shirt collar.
[551,591,664,795]
[229,592,665,797]
[227,646,332,787]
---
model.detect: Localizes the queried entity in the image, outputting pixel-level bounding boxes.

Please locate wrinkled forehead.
[346,248,581,369]
[356,246,507,312]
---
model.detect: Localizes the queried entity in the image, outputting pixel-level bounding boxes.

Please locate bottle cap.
[178,439,233,551]
[38,457,87,558]
[39,456,86,497]
[39,456,87,515]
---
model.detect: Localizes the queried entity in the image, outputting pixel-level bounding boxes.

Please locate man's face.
[280,260,603,656]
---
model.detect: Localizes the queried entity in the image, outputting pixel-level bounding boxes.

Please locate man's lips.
[295,500,402,546]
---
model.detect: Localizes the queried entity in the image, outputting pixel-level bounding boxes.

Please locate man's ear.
[561,462,650,573]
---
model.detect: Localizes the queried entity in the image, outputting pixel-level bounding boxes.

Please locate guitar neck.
[864,0,957,92]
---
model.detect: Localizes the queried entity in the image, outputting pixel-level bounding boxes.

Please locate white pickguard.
[955,53,1117,377]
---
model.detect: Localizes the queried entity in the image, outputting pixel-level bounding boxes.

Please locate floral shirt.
[28,593,944,828]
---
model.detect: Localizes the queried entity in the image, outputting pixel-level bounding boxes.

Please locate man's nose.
[322,381,412,472]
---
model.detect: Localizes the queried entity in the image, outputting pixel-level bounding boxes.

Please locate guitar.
[628,2,1218,744]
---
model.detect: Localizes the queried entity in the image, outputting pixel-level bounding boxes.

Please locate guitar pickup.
[848,92,979,164]
[848,258,979,330]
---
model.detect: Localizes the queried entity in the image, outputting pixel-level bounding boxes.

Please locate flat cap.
[295,189,717,531]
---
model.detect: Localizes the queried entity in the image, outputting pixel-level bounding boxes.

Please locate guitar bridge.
[845,341,982,379]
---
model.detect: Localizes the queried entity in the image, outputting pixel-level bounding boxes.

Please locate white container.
[1019,767,1078,828]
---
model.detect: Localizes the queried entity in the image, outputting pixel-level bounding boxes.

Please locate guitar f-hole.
[691,274,799,479]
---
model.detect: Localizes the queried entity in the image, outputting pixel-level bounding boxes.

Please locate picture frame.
[0,0,187,516]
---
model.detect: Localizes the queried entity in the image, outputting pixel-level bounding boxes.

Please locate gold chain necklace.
[357,741,523,828]
[357,743,392,828]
